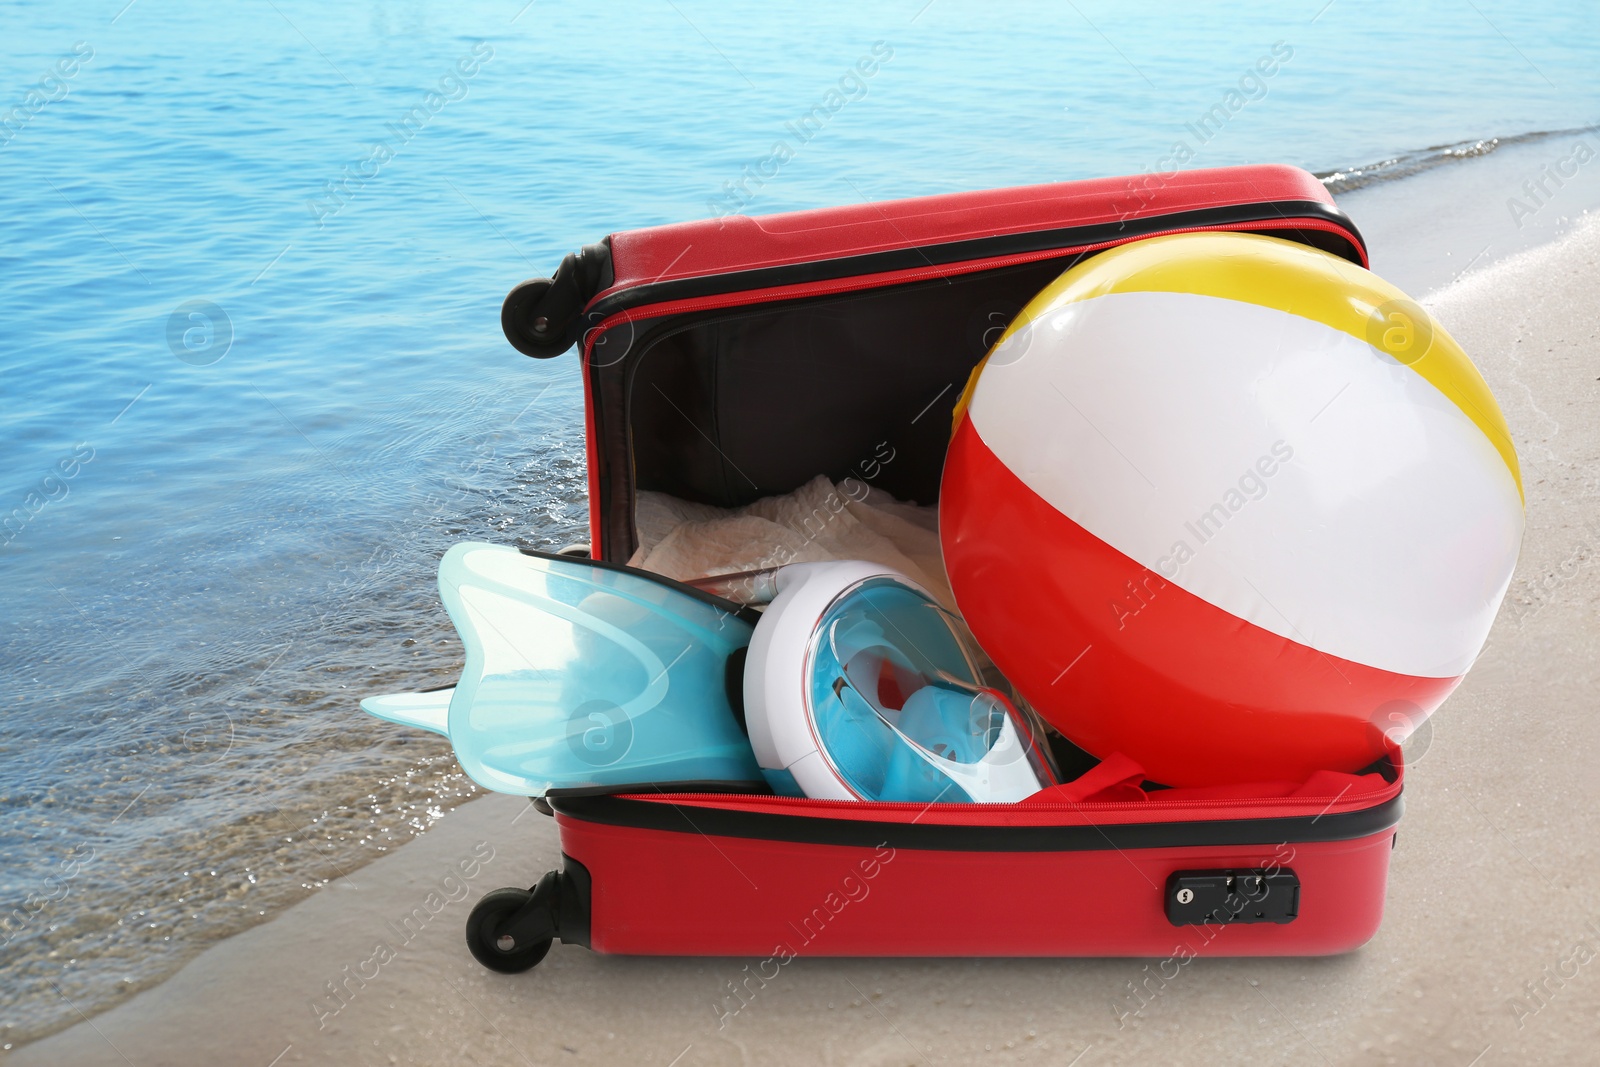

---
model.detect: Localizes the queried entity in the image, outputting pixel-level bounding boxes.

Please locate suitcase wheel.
[501,278,575,359]
[466,881,557,973]
[501,241,611,359]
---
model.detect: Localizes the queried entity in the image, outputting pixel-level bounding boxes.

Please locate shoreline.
[10,158,1600,1064]
[1316,125,1599,196]
[1333,125,1600,297]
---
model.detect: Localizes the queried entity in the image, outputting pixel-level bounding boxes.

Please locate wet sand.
[11,206,1600,1067]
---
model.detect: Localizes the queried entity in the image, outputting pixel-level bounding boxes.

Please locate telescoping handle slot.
[1165,868,1300,926]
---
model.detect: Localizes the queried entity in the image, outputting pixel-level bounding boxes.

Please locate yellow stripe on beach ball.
[959,232,1522,503]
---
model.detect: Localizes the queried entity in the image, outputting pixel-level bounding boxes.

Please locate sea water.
[2,0,1597,1045]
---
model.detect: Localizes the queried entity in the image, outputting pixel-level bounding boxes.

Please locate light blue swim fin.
[361,542,764,797]
[361,688,453,736]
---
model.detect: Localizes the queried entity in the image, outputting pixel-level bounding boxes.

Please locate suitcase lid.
[502,165,1366,561]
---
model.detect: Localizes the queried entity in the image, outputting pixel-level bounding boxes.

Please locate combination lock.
[1164,868,1300,926]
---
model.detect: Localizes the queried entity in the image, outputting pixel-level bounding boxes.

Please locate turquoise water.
[2,0,1597,1044]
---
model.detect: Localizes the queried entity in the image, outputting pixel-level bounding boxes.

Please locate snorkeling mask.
[743,562,1058,803]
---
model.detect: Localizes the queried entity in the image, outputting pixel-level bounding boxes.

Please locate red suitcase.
[474,165,1402,971]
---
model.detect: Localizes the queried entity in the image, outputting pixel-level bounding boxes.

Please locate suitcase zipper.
[554,785,1405,849]
[581,216,1362,349]
[623,782,1398,817]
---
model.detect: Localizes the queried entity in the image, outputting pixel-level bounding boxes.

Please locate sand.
[11,206,1600,1067]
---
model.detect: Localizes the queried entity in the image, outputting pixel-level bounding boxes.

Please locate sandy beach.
[11,196,1600,1067]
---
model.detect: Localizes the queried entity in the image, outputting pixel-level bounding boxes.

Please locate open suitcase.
[472,164,1404,970]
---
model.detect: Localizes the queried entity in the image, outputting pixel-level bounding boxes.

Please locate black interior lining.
[593,221,1365,563]
[615,258,1077,556]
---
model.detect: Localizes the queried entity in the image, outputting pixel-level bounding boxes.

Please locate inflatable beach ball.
[940,232,1523,787]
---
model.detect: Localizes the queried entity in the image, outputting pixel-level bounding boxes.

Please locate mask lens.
[814,577,1058,802]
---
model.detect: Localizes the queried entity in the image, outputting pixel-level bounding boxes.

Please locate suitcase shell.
[499,165,1399,960]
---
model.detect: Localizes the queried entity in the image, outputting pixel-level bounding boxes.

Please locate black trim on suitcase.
[555,853,593,949]
[577,199,1365,327]
[550,792,1403,852]
[544,779,772,800]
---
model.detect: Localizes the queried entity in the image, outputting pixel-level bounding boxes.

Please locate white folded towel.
[628,474,954,611]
